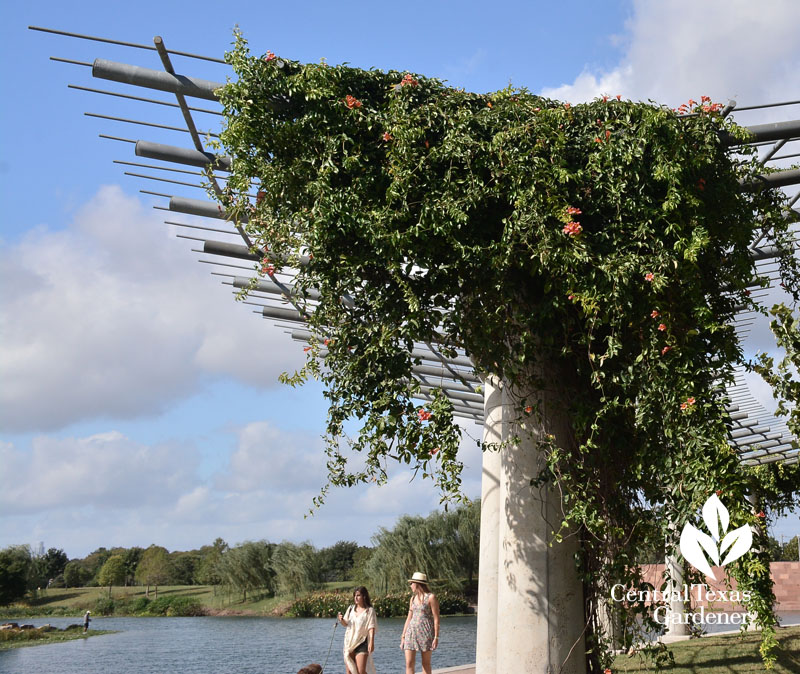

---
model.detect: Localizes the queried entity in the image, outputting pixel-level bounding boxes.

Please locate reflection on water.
[0,615,476,674]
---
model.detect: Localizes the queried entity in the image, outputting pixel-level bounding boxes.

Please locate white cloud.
[0,431,199,514]
[0,186,303,432]
[216,421,327,492]
[541,0,800,110]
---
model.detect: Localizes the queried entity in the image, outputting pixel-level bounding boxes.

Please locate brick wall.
[638,562,799,611]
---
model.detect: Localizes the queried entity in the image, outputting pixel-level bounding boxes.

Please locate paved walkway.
[432,666,475,674]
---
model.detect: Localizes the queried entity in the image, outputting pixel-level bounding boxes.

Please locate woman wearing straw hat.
[400,572,440,674]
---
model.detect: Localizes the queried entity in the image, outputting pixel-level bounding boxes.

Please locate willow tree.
[214,32,799,668]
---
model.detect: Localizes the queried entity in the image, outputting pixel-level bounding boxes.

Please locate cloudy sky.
[1,0,799,559]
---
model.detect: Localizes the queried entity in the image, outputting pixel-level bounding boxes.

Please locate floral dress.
[403,593,434,651]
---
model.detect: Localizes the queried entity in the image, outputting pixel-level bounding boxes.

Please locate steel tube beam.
[92,58,223,100]
[204,240,258,261]
[722,119,800,146]
[170,195,241,221]
[136,140,231,171]
[743,168,800,190]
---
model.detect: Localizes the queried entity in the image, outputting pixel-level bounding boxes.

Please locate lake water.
[2,612,797,673]
[0,615,477,674]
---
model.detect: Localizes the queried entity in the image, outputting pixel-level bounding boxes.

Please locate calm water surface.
[0,615,476,674]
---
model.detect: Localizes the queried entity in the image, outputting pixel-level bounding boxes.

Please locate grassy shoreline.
[0,626,114,651]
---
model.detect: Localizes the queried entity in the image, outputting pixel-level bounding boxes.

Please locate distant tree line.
[8,500,789,606]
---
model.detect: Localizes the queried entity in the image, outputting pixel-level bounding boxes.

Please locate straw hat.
[407,572,429,585]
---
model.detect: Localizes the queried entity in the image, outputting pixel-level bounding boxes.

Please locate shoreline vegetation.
[0,623,114,651]
[0,585,473,620]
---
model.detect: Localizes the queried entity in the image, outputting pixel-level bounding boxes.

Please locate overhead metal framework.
[30,25,799,464]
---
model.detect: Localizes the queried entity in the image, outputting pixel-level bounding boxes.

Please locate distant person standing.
[400,572,440,674]
[83,611,91,633]
[337,586,377,674]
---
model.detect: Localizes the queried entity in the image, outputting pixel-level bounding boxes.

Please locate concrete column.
[475,377,503,674]
[494,383,586,674]
[664,552,688,638]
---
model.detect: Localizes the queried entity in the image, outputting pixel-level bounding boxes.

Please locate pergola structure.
[32,26,800,673]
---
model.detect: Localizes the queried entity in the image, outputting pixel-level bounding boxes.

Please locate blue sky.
[1,0,799,559]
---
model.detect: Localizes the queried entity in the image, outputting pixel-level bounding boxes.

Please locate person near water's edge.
[338,586,378,674]
[400,572,440,674]
[83,610,91,633]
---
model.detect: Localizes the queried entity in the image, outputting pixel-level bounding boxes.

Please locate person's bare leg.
[420,650,433,674]
[354,652,368,674]
[404,649,416,674]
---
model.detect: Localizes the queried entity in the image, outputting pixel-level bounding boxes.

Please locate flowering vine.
[215,31,799,669]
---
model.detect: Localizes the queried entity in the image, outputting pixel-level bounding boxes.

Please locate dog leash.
[320,620,338,672]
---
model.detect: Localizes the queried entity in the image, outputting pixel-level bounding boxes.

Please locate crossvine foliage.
[214,31,799,668]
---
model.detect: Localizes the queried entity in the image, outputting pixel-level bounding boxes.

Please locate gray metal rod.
[30,25,227,63]
[170,195,242,221]
[232,276,321,302]
[136,140,231,171]
[69,84,222,115]
[723,119,800,146]
[204,240,259,261]
[743,167,800,190]
[92,58,223,101]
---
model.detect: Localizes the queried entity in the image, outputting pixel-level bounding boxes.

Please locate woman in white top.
[337,586,378,674]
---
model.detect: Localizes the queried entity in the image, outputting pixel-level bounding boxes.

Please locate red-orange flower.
[651,310,660,318]
[605,129,611,140]
[345,95,362,109]
[382,132,393,141]
[418,409,432,422]
[265,51,276,62]
[400,73,418,87]
[756,511,765,519]
[661,346,672,356]
[658,323,667,332]
[525,406,533,414]
[563,221,583,236]
[566,206,582,215]
[644,272,654,282]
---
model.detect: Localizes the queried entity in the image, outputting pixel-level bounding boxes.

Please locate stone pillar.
[493,383,586,674]
[475,377,503,674]
[664,552,688,638]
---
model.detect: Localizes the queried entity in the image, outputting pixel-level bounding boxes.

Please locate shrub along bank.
[286,590,469,618]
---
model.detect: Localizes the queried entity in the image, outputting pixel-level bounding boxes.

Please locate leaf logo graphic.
[679,494,753,580]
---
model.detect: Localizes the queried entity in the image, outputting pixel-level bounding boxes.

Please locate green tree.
[349,546,373,583]
[218,541,274,601]
[63,560,90,588]
[0,546,31,605]
[272,542,319,597]
[317,541,359,582]
[41,548,68,585]
[782,536,799,562]
[97,555,126,597]
[135,546,171,599]
[195,538,228,588]
[81,547,111,587]
[170,551,200,585]
[122,547,143,586]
